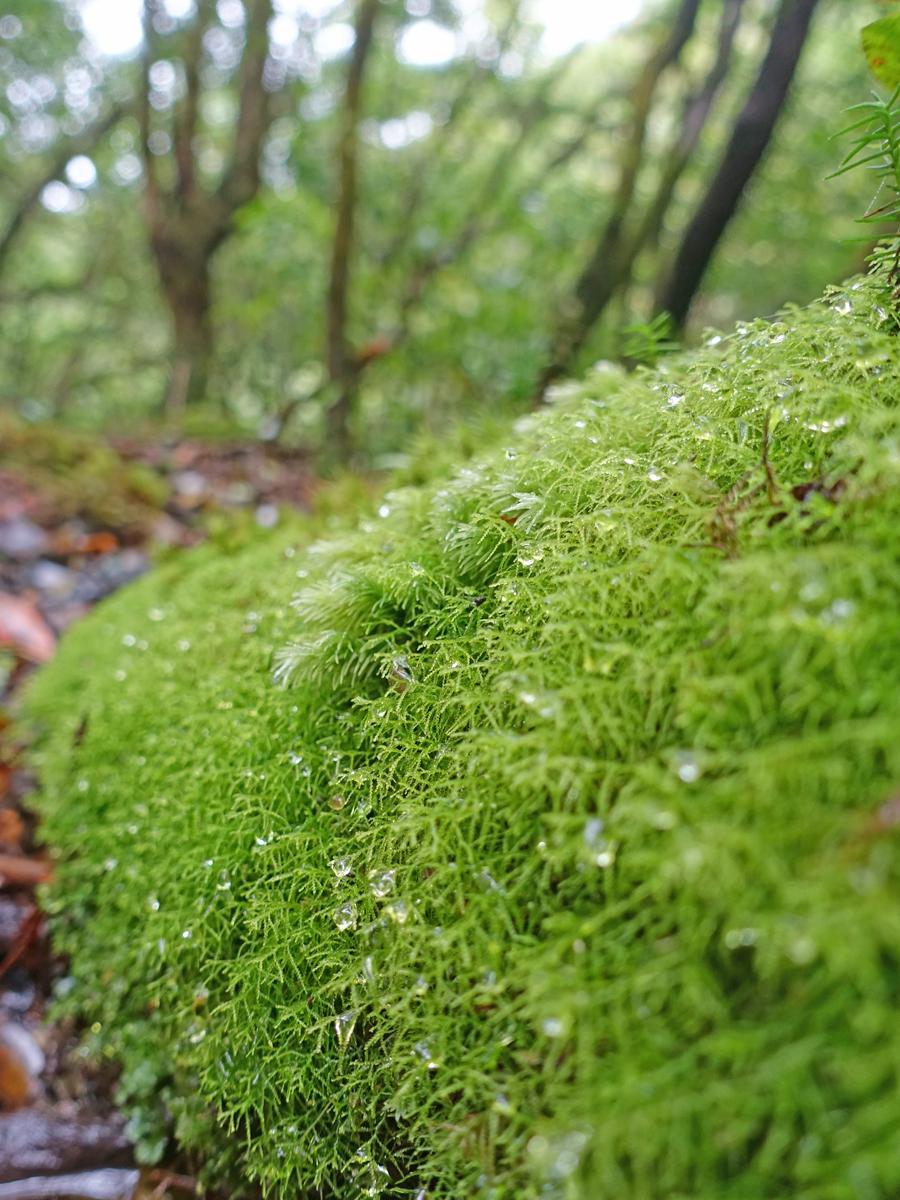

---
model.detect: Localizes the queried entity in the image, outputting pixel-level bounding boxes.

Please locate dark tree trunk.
[533,0,702,400]
[160,254,214,415]
[655,0,821,330]
[139,0,275,415]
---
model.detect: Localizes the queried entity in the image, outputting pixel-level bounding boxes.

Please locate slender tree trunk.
[165,268,213,415]
[325,0,380,460]
[655,0,820,329]
[534,0,702,399]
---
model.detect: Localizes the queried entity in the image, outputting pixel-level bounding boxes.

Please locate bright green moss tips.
[27,272,900,1198]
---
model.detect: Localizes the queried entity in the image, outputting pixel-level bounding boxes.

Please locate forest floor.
[0,423,318,1200]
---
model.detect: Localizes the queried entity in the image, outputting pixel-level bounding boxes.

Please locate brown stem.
[654,0,821,329]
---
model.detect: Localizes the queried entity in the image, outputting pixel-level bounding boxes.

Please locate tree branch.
[172,0,214,200]
[218,0,275,213]
[655,0,821,329]
[0,106,125,280]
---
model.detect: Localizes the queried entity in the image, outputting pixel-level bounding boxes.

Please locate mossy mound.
[27,273,900,1198]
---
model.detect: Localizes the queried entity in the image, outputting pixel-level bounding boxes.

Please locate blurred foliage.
[0,0,886,460]
[0,414,170,532]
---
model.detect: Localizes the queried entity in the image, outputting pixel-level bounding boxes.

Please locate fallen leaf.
[0,1041,34,1111]
[0,858,51,885]
[0,595,55,665]
[0,813,24,853]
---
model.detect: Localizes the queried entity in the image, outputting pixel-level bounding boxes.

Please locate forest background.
[0,0,883,468]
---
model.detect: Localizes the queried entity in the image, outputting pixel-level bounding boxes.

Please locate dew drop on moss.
[385,901,408,924]
[333,903,357,931]
[334,1009,358,1048]
[368,869,395,897]
[330,856,353,878]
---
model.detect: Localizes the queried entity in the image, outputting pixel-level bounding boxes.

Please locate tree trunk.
[154,237,214,416]
[654,0,820,330]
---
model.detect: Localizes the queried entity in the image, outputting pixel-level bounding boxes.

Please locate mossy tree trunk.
[140,0,277,415]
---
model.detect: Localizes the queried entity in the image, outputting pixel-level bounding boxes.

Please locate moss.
[0,416,170,534]
[26,273,900,1198]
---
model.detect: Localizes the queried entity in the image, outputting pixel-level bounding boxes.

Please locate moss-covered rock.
[27,273,900,1198]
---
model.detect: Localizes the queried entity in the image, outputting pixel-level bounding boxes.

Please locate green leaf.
[862,14,900,89]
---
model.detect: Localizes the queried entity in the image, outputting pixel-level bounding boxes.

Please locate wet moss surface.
[27,273,900,1198]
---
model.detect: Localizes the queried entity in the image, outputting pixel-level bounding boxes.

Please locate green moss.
[27,273,900,1198]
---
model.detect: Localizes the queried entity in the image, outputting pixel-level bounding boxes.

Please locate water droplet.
[104,858,117,871]
[332,903,357,932]
[122,634,135,646]
[413,1040,438,1068]
[114,670,126,682]
[789,937,817,964]
[362,956,375,985]
[182,929,192,939]
[493,1093,513,1115]
[147,896,159,911]
[335,1009,358,1048]
[329,796,346,811]
[672,751,700,783]
[648,471,662,482]
[390,657,414,686]
[543,1017,563,1037]
[413,975,428,995]
[178,639,190,652]
[77,779,89,792]
[368,869,396,898]
[385,901,408,925]
[583,818,604,846]
[596,850,615,868]
[330,856,353,878]
[157,938,166,954]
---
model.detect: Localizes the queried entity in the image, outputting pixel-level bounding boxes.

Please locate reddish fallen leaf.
[0,1040,34,1111]
[0,594,55,665]
[0,857,51,885]
[0,812,24,853]
[499,513,519,525]
[51,531,119,557]
[0,907,41,986]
